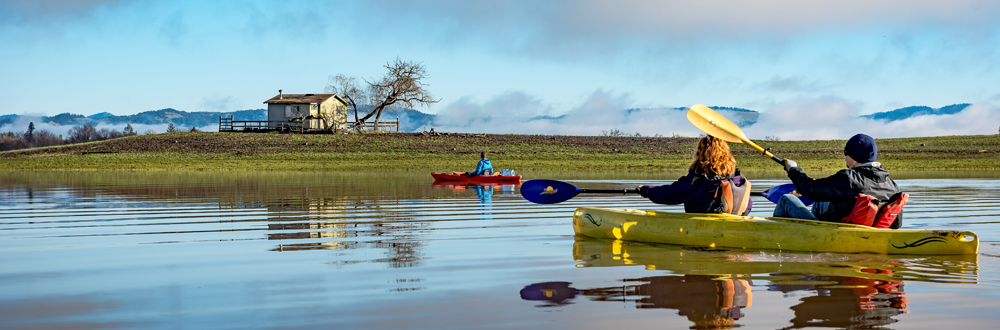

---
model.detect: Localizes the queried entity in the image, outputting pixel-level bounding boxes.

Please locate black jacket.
[787,163,901,222]
[641,169,752,214]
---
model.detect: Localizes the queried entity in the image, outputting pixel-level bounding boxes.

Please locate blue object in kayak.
[762,183,813,206]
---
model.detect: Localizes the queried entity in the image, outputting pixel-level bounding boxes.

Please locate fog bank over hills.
[2,99,996,140]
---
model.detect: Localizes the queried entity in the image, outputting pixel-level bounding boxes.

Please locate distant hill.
[87,112,115,119]
[0,108,268,130]
[0,103,976,133]
[383,107,436,132]
[862,104,970,122]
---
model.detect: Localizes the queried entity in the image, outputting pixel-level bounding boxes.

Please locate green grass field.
[2,132,998,171]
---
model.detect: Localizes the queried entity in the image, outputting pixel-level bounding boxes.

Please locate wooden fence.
[220,116,398,133]
[346,117,399,132]
[219,116,303,132]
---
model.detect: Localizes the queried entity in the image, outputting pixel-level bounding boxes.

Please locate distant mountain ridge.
[0,108,268,129]
[0,103,974,133]
[861,103,970,122]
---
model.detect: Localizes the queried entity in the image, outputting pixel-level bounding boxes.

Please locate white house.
[263,90,350,131]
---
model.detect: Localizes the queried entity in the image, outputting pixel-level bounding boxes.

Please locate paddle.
[761,183,813,206]
[686,104,784,166]
[686,105,813,206]
[520,179,765,204]
[520,179,637,204]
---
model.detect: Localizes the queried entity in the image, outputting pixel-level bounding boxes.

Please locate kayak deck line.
[572,207,978,255]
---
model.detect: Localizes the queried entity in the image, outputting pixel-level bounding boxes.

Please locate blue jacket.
[474,159,493,175]
[639,169,751,213]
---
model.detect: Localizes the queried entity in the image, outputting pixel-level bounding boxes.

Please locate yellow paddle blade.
[685,104,745,143]
[686,104,779,162]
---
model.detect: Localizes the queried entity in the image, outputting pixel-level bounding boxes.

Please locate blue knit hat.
[845,134,877,163]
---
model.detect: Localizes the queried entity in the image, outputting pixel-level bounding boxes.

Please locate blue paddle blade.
[762,183,813,206]
[520,179,582,204]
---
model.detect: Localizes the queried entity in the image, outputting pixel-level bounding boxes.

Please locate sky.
[2,0,999,139]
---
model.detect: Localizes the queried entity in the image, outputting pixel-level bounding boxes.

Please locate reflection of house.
[263,90,350,131]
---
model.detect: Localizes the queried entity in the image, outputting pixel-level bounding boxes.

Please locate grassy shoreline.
[2,132,999,171]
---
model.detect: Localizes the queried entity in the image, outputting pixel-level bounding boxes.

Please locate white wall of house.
[319,99,348,131]
[265,96,349,131]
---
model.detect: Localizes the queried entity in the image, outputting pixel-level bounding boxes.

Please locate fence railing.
[219,116,303,132]
[220,116,399,133]
[346,117,399,132]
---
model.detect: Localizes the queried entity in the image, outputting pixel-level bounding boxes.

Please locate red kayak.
[431,172,522,183]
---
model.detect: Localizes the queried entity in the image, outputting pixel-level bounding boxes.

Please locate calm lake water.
[2,170,1000,329]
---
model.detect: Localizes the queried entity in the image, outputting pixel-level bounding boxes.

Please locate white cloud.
[745,98,1000,140]
[753,75,831,93]
[428,92,1000,139]
[359,0,1000,53]
[0,117,216,138]
[431,90,703,136]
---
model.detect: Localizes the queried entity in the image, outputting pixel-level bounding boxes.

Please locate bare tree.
[329,58,439,131]
[326,74,368,129]
[68,125,100,143]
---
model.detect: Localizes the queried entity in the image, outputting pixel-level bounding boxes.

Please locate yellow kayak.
[573,207,979,255]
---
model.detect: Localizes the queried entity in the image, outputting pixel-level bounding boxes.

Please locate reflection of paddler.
[771,270,906,329]
[580,275,752,329]
[472,185,493,201]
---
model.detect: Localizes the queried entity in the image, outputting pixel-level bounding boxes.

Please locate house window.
[285,105,300,118]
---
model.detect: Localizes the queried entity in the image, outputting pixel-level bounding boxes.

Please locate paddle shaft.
[737,136,785,165]
[580,188,638,194]
[578,188,764,197]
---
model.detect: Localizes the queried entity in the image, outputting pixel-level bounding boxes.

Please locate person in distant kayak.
[470,151,494,176]
[774,134,904,228]
[636,135,752,215]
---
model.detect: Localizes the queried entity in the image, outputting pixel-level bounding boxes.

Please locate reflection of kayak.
[431,172,521,183]
[572,237,979,284]
[573,207,978,255]
[431,182,503,189]
[431,182,518,192]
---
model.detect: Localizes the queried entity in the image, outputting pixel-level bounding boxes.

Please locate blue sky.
[2,0,999,138]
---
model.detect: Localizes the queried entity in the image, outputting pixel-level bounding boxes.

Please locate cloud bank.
[429,91,1000,140]
[0,115,218,138]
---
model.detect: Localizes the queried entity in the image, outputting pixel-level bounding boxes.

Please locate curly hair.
[689,135,736,177]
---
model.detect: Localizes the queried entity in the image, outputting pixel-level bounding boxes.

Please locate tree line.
[0,122,192,152]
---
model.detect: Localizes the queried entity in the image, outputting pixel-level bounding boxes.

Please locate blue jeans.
[773,194,829,220]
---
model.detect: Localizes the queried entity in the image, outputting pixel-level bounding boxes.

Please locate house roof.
[263,93,337,104]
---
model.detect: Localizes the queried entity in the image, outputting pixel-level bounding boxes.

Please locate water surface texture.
[2,171,999,329]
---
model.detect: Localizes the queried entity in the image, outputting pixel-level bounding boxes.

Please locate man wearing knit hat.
[773,134,903,227]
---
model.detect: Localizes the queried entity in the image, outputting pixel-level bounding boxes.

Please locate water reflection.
[573,237,979,284]
[3,171,998,329]
[595,275,752,329]
[516,237,980,329]
[430,182,519,202]
[774,274,906,329]
[431,182,519,221]
[519,282,579,307]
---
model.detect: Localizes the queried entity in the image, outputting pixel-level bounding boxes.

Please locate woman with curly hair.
[636,135,752,215]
